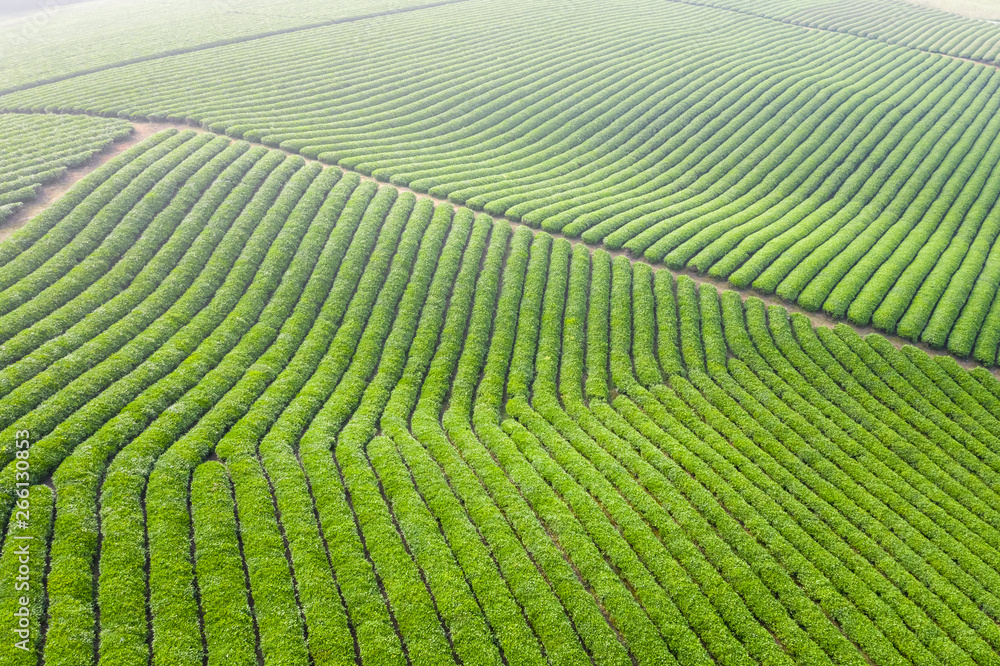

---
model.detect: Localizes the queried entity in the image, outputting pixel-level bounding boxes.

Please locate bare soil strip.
[3,111,994,377]
[0,122,159,244]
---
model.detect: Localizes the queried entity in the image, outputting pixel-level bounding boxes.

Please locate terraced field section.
[668,0,1000,61]
[0,113,132,229]
[3,130,1000,665]
[8,0,1000,362]
[0,0,466,93]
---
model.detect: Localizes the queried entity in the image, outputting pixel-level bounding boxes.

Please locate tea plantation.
[2,1,1000,664]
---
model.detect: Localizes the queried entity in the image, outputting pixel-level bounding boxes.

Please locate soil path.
[0,122,160,244]
[3,111,996,377]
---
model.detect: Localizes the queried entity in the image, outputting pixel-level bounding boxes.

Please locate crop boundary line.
[1,110,996,380]
[0,0,992,106]
[0,0,993,105]
[0,0,480,98]
[659,0,1000,70]
[0,121,160,244]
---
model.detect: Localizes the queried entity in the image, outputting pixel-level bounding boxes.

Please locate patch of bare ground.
[4,111,997,380]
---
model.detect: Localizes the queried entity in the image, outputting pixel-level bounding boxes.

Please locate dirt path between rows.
[4,112,996,378]
[0,122,160,244]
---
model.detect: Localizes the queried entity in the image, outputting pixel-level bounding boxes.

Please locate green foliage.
[3,0,1000,351]
[4,126,1000,666]
[0,486,53,666]
[191,462,257,666]
[0,114,132,256]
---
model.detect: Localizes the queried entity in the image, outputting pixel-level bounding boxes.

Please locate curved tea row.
[1,132,1000,664]
[0,114,131,227]
[7,0,1000,361]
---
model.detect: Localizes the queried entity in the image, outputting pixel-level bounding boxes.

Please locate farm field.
[3,1,1000,665]
[900,0,1000,21]
[0,0,460,93]
[0,114,131,233]
[8,0,1000,357]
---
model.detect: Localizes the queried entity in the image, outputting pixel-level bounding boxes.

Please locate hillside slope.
[6,0,1000,358]
[2,131,1000,664]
